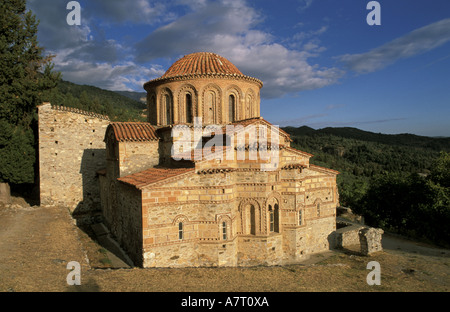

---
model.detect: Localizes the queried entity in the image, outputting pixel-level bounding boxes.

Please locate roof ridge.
[51,105,110,121]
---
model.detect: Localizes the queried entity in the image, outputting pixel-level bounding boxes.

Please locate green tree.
[430,151,450,188]
[0,0,60,185]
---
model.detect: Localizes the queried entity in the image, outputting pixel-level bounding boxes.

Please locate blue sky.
[27,0,450,136]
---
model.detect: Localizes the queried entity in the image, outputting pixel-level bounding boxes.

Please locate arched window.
[165,94,172,125]
[269,205,274,232]
[205,91,216,124]
[317,202,321,217]
[229,94,235,122]
[246,94,253,119]
[222,221,227,240]
[269,203,280,233]
[250,205,256,235]
[185,93,192,123]
[274,203,279,232]
[178,222,183,240]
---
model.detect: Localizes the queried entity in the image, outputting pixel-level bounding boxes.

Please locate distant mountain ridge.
[282,126,450,151]
[114,91,147,103]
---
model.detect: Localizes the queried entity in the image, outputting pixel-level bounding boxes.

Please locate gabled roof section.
[107,122,159,142]
[118,167,194,189]
[309,164,340,175]
[281,145,314,158]
[224,117,293,142]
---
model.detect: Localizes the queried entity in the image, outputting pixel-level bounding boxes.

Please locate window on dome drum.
[186,93,192,123]
[178,222,183,240]
[222,221,227,240]
[246,94,252,119]
[165,94,172,124]
[229,94,235,122]
[205,91,216,124]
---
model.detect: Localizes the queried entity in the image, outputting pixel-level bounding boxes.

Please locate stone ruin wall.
[38,103,110,221]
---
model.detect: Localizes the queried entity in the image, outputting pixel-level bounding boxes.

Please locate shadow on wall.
[72,148,106,225]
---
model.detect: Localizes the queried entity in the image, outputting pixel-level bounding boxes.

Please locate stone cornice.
[144,73,263,90]
[51,104,110,121]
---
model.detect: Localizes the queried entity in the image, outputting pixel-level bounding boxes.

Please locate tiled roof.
[109,122,159,142]
[144,52,263,88]
[118,168,195,189]
[162,52,243,78]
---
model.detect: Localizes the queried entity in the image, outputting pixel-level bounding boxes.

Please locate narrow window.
[165,94,172,124]
[274,203,279,232]
[178,222,183,240]
[222,221,227,240]
[299,209,303,226]
[269,205,274,232]
[229,94,235,122]
[186,93,192,123]
[317,202,321,217]
[250,205,256,235]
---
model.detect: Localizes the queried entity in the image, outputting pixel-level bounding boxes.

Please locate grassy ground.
[1,199,449,293]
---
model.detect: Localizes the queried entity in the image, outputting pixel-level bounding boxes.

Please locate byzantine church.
[39,52,340,267]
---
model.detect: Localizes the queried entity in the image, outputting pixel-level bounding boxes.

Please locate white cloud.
[53,53,165,91]
[85,0,172,25]
[28,0,342,96]
[135,0,342,98]
[338,18,450,73]
[297,0,315,12]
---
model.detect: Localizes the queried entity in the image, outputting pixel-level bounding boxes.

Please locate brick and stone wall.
[38,103,110,219]
[134,147,338,268]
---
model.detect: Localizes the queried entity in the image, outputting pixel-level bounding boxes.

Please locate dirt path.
[1,198,449,292]
[0,201,90,292]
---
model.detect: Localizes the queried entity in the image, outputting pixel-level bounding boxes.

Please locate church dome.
[144,52,263,126]
[162,52,243,78]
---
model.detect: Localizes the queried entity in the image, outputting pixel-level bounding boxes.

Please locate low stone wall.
[335,221,384,255]
[335,224,365,248]
[359,227,384,255]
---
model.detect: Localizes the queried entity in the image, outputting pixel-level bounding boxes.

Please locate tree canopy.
[0,0,60,184]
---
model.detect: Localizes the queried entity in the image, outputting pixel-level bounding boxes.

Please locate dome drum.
[144,52,262,126]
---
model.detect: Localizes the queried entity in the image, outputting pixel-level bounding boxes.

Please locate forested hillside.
[283,126,450,246]
[45,79,147,122]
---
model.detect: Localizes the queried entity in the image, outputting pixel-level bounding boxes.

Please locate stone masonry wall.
[118,141,160,177]
[38,103,110,218]
[138,157,338,267]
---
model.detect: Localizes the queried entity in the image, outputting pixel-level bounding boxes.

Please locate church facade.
[98,52,339,267]
[38,52,339,268]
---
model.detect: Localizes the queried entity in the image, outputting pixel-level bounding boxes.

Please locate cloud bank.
[134,0,342,98]
[27,0,341,95]
[339,18,450,73]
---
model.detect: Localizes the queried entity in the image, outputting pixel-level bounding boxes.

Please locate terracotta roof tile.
[109,122,159,142]
[118,168,194,189]
[162,52,243,78]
